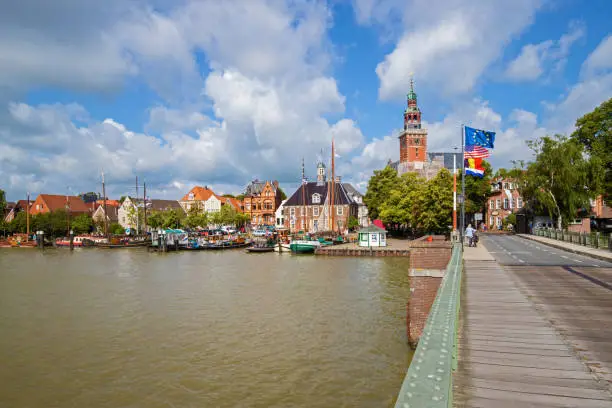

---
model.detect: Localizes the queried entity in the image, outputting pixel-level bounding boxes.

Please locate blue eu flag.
[465,126,495,149]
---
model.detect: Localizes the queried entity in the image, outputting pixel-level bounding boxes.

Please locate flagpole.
[460,124,466,247]
[453,151,457,231]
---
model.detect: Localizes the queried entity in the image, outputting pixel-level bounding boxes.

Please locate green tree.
[109,223,125,235]
[9,211,27,234]
[71,214,93,234]
[0,189,6,217]
[571,97,611,204]
[379,172,424,232]
[219,204,238,225]
[347,215,360,231]
[235,213,250,228]
[364,166,399,220]
[520,135,595,229]
[277,187,287,200]
[209,211,223,227]
[459,160,494,216]
[416,169,453,234]
[161,209,185,229]
[147,211,164,229]
[184,204,208,229]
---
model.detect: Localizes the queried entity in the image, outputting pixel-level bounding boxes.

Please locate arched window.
[312,193,321,204]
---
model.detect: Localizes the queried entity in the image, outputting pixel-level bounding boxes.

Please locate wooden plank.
[468,378,611,400]
[454,248,612,408]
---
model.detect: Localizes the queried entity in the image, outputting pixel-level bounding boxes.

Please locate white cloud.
[505,42,551,81]
[0,0,368,201]
[354,0,543,99]
[580,35,612,79]
[505,23,584,82]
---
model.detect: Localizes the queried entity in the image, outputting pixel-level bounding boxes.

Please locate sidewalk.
[454,242,612,407]
[518,234,612,263]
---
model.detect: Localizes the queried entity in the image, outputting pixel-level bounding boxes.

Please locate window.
[496,199,501,209]
[188,193,194,200]
[503,198,509,209]
[290,208,295,216]
[518,197,523,208]
[489,200,494,210]
[312,193,320,204]
[509,198,513,209]
[313,207,319,216]
[36,204,40,210]
[245,203,250,210]
[415,148,419,158]
[489,216,493,226]
[503,182,508,189]
[415,138,420,145]
[337,206,343,216]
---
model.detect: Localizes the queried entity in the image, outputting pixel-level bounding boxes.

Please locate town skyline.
[1,1,611,201]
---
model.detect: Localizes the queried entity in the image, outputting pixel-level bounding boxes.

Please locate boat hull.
[289,240,321,253]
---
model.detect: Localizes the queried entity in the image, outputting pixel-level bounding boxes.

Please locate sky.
[1,0,611,201]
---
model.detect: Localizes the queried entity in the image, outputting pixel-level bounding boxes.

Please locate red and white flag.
[464,145,489,159]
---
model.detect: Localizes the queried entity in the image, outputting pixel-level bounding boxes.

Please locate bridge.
[396,233,612,407]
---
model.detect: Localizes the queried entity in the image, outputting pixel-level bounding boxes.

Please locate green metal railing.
[534,228,611,252]
[394,243,463,408]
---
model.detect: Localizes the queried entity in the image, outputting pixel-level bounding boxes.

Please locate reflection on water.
[0,248,412,407]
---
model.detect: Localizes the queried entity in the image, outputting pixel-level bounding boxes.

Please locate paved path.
[518,234,612,263]
[454,236,612,407]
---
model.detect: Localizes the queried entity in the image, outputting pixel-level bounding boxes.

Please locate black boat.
[246,246,275,253]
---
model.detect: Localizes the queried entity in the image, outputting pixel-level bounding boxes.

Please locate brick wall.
[406,237,452,348]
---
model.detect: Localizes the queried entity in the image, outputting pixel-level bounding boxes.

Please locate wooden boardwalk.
[453,245,612,407]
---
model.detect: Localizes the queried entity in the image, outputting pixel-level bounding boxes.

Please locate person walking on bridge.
[465,224,476,247]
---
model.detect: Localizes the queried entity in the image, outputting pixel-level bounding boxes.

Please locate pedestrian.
[465,224,476,247]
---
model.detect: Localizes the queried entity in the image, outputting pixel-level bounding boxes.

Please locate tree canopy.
[363,166,398,221]
[367,168,454,236]
[571,97,611,204]
[513,135,595,229]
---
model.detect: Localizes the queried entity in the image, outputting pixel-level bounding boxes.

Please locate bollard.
[69,230,74,250]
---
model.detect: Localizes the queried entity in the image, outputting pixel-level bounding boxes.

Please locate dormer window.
[312,193,321,204]
[188,193,194,200]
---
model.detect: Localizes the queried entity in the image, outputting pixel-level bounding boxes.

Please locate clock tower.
[399,78,428,166]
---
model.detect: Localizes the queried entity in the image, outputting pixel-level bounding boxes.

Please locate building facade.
[29,194,90,216]
[243,180,282,226]
[283,162,360,234]
[119,197,183,232]
[275,200,287,229]
[485,178,524,229]
[389,79,461,179]
[180,186,222,213]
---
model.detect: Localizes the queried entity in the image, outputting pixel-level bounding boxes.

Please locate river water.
[0,248,412,407]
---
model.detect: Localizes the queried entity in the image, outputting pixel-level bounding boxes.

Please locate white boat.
[273,243,292,252]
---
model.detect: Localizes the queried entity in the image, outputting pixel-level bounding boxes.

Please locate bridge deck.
[453,240,612,407]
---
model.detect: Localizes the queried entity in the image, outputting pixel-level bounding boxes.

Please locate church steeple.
[404,76,421,130]
[316,158,326,186]
[399,75,428,165]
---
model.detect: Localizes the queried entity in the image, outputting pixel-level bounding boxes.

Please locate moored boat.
[246,246,275,253]
[289,239,321,254]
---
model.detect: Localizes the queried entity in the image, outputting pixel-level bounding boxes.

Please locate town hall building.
[389,79,461,179]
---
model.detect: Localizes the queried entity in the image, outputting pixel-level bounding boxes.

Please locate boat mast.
[135,176,139,235]
[330,138,335,233]
[102,170,108,238]
[26,192,30,241]
[143,181,147,235]
[301,158,306,232]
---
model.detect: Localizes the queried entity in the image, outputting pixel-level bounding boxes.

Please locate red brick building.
[485,178,524,229]
[243,180,282,226]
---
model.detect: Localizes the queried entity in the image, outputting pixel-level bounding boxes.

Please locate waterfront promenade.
[454,235,612,407]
